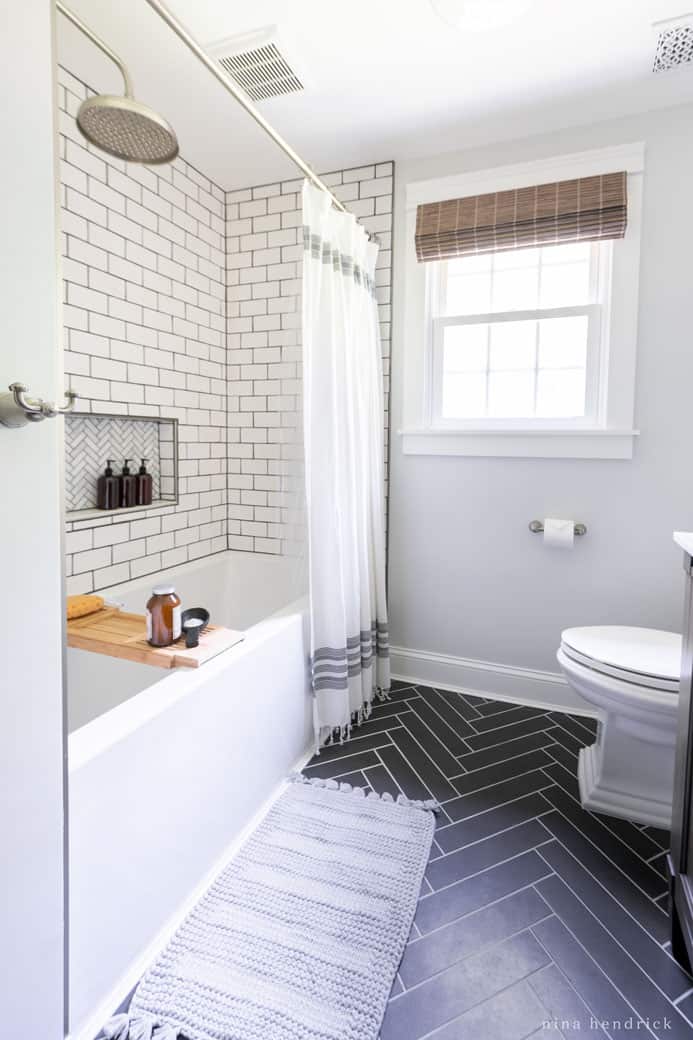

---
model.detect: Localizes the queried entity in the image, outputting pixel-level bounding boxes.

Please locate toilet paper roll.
[543,517,574,549]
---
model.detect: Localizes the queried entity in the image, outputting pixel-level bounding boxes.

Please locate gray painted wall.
[389,103,693,675]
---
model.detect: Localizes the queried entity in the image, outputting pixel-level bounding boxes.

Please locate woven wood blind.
[415,172,627,262]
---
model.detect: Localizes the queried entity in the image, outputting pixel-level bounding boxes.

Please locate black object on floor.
[302,683,692,1040]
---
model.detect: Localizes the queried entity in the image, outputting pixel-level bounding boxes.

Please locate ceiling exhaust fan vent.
[207,28,304,101]
[653,19,693,72]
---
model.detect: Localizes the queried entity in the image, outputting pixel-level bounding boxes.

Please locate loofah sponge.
[67,594,104,620]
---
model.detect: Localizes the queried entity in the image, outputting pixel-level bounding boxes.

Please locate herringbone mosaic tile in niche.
[65,416,162,511]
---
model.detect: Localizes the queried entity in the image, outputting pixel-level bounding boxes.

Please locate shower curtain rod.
[140,0,376,239]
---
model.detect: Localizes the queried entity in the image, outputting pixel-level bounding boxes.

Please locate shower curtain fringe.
[313,687,390,754]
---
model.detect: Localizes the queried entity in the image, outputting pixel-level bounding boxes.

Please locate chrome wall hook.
[0,382,78,428]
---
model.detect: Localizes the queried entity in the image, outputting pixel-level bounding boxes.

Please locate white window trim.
[400,142,645,459]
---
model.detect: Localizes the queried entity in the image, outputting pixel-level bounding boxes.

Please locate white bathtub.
[67,551,312,1039]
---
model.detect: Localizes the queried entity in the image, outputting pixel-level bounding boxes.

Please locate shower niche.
[64,412,178,519]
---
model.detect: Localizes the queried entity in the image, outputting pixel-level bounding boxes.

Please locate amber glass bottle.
[146,585,182,647]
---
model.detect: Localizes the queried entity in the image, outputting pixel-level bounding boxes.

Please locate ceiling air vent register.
[207,27,304,102]
[652,15,693,72]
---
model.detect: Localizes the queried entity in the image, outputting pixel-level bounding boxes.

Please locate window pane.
[447,254,492,275]
[442,373,487,418]
[540,242,591,265]
[435,240,601,422]
[489,319,536,370]
[445,273,492,315]
[488,371,535,417]
[443,324,488,372]
[441,240,598,318]
[538,315,589,368]
[536,369,586,417]
[493,246,541,270]
[492,267,539,311]
[539,261,590,308]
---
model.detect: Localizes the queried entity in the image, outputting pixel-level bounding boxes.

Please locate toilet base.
[578,741,673,830]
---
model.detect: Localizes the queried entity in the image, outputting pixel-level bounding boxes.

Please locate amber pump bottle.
[136,458,153,506]
[119,459,137,508]
[97,459,118,510]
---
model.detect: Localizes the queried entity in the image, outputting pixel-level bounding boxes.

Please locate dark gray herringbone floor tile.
[302,684,689,1039]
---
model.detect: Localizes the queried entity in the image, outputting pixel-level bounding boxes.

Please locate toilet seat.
[561,626,680,694]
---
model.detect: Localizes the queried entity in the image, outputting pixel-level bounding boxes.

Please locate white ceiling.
[56,0,693,191]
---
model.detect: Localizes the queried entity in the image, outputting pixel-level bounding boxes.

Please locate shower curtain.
[302,180,390,747]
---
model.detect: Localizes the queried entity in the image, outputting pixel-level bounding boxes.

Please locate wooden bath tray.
[67,608,244,669]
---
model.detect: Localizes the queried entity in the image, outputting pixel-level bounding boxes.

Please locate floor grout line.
[393,918,556,1000]
[404,696,475,756]
[408,878,556,945]
[304,687,684,1037]
[534,848,692,1005]
[420,836,556,898]
[373,730,455,818]
[528,916,661,1040]
[435,782,555,833]
[528,923,620,1040]
[456,736,561,772]
[528,953,614,1040]
[543,797,668,905]
[448,756,560,800]
[397,706,468,774]
[539,829,670,946]
[539,763,666,869]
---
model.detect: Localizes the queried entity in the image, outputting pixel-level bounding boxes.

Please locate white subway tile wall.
[225,164,393,554]
[59,65,394,592]
[60,67,228,594]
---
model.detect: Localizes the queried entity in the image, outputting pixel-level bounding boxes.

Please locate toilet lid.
[561,626,681,692]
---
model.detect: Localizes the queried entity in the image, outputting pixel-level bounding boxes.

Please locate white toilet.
[557,626,681,829]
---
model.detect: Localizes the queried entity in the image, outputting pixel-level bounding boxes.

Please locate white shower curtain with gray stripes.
[302,180,390,748]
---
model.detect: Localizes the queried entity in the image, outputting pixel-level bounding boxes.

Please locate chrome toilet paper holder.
[529,520,587,536]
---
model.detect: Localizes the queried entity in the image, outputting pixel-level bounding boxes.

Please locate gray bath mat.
[101,775,437,1040]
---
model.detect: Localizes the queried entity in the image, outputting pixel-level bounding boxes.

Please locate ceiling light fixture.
[430,0,533,32]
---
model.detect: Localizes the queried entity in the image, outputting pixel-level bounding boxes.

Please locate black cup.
[181,607,210,648]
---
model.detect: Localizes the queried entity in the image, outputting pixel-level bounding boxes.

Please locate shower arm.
[141,0,349,219]
[55,1,134,98]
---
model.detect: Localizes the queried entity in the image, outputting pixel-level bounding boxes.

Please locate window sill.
[399,427,639,459]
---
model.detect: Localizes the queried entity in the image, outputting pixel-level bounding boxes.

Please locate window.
[401,144,644,458]
[430,240,609,426]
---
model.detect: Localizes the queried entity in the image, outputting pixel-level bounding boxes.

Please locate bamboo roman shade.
[415,171,627,262]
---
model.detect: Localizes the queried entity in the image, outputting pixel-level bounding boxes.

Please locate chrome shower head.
[57,1,179,165]
[76,94,179,164]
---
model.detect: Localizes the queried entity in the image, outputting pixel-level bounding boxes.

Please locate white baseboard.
[390,644,596,717]
[67,741,315,1040]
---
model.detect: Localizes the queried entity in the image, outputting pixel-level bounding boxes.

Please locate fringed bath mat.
[101,775,437,1040]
